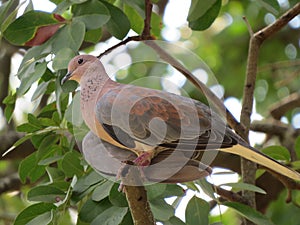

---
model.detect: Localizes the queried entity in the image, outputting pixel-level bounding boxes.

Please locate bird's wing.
[95,84,236,150]
[94,84,300,181]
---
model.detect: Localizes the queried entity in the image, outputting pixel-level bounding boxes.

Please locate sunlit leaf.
[261,145,290,161]
[3,11,61,45]
[28,186,65,203]
[51,20,85,53]
[92,180,114,201]
[61,151,83,177]
[223,202,275,225]
[90,206,128,225]
[72,0,110,29]
[150,199,174,221]
[188,0,221,30]
[79,198,112,223]
[14,203,56,225]
[19,152,46,183]
[52,48,76,71]
[103,2,130,39]
[109,183,128,207]
[185,195,209,225]
[220,182,266,194]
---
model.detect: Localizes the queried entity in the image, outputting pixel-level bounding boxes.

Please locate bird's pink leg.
[133,151,153,166]
[118,152,153,192]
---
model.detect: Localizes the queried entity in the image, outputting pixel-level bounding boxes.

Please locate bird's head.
[61,55,100,85]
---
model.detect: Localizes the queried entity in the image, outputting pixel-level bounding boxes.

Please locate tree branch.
[270,92,300,120]
[122,166,155,225]
[0,173,21,194]
[239,4,300,221]
[255,2,300,42]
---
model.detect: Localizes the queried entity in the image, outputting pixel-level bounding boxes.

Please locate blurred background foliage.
[0,0,300,224]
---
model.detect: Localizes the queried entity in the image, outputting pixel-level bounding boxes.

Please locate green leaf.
[17,123,41,133]
[124,4,143,34]
[150,12,162,38]
[196,179,217,200]
[103,2,130,39]
[109,183,128,207]
[165,216,185,225]
[61,151,83,177]
[84,28,102,43]
[71,0,89,3]
[294,136,300,159]
[28,113,42,127]
[31,81,49,101]
[14,203,56,225]
[261,145,291,161]
[0,0,14,28]
[37,134,60,160]
[28,186,65,203]
[52,48,76,71]
[3,11,59,45]
[79,198,112,223]
[123,0,145,17]
[19,152,46,183]
[17,62,47,96]
[92,180,114,201]
[46,167,65,181]
[39,155,64,166]
[188,0,221,31]
[223,202,275,225]
[52,20,85,53]
[90,206,128,225]
[146,183,167,200]
[259,0,280,14]
[185,196,209,225]
[3,92,16,122]
[119,211,133,225]
[38,117,58,127]
[220,182,266,194]
[64,92,83,126]
[72,0,110,30]
[150,199,174,221]
[161,184,185,198]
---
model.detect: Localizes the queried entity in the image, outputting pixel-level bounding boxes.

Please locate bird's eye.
[78,58,84,64]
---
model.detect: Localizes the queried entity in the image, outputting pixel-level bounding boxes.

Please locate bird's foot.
[117,152,153,192]
[133,151,152,167]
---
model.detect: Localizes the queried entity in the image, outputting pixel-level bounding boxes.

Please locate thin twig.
[270,92,300,120]
[255,2,300,42]
[242,16,254,37]
[215,186,249,205]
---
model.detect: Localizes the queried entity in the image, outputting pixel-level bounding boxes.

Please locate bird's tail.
[221,144,300,181]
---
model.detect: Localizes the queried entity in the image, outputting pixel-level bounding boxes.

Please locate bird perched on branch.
[61,54,300,183]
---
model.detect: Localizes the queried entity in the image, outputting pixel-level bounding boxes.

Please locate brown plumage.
[62,54,300,182]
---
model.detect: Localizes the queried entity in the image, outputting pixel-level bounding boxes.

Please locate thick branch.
[122,166,155,225]
[239,4,300,219]
[250,120,288,137]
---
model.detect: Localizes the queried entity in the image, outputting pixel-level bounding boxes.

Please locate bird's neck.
[80,67,111,103]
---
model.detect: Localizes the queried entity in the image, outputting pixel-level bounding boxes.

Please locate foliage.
[1,0,300,225]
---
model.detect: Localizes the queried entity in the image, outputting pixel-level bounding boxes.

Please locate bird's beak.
[61,71,72,85]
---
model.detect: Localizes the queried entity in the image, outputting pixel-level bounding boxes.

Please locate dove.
[61,54,300,182]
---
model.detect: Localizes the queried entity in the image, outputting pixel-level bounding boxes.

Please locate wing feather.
[95,84,238,151]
